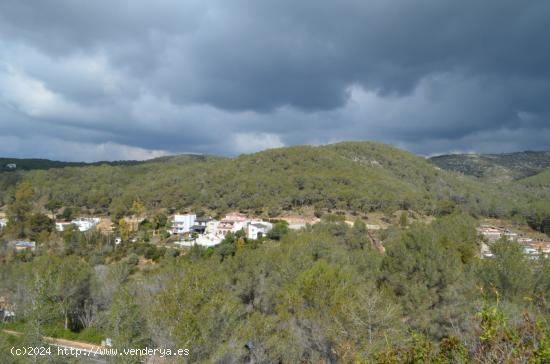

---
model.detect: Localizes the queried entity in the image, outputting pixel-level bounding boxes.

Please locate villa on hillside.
[174,212,276,247]
[170,214,196,234]
[55,217,100,232]
[247,221,273,239]
[218,212,248,236]
[190,216,214,234]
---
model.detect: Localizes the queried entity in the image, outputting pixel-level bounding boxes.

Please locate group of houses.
[170,212,274,247]
[0,296,15,322]
[478,225,550,258]
[477,225,518,242]
[55,217,101,232]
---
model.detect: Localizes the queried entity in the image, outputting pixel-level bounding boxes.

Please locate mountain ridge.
[0,142,548,228]
[429,150,550,180]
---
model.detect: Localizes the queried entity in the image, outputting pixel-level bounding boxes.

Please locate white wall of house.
[205,220,219,235]
[55,222,72,231]
[247,222,273,239]
[56,218,100,232]
[171,214,196,234]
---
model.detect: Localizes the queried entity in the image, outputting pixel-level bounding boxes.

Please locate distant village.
[2,210,549,259]
[53,212,289,248]
[0,211,310,251]
[477,225,550,258]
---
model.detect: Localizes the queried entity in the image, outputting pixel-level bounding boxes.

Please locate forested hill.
[429,151,550,180]
[0,142,547,220]
[0,157,144,172]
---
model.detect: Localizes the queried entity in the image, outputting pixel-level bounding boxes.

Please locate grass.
[1,321,105,345]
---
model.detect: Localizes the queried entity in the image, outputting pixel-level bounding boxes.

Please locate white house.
[56,218,100,232]
[73,218,100,231]
[0,218,7,229]
[218,213,248,236]
[171,214,196,234]
[247,221,273,240]
[205,220,220,235]
[55,221,73,231]
[5,163,16,169]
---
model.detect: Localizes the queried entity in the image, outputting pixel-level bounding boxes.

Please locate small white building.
[171,214,196,234]
[73,218,100,232]
[0,218,7,229]
[56,218,100,232]
[55,221,73,232]
[247,221,273,240]
[5,163,16,169]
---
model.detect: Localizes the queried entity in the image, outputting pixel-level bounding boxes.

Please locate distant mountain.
[0,157,143,172]
[0,154,223,172]
[0,142,518,218]
[429,151,550,180]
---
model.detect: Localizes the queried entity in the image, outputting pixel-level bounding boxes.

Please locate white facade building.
[247,221,273,240]
[0,218,7,229]
[171,214,196,234]
[55,221,72,231]
[205,220,220,235]
[56,218,100,232]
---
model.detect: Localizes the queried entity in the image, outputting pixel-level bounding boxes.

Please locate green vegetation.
[1,142,549,362]
[1,214,549,362]
[2,142,547,222]
[0,157,146,172]
[429,150,550,180]
[1,141,548,238]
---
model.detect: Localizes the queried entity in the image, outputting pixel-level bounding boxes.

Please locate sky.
[0,0,549,162]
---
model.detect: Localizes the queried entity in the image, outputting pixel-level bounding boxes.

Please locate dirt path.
[2,329,103,350]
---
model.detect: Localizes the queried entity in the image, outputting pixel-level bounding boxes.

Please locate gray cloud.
[0,0,549,161]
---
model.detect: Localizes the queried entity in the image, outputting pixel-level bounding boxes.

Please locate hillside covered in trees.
[0,142,548,221]
[0,158,148,172]
[429,151,550,180]
[1,141,550,362]
[1,214,549,362]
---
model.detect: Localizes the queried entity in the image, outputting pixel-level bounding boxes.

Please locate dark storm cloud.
[0,0,549,161]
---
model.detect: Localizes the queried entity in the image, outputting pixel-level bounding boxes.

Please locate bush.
[127,253,139,265]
